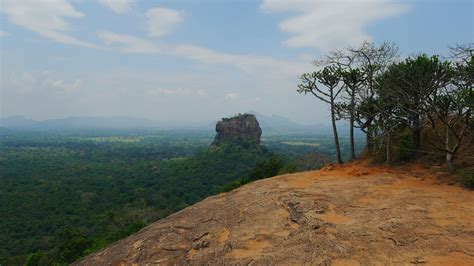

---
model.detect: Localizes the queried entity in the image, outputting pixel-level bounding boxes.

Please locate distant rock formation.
[211,114,262,147]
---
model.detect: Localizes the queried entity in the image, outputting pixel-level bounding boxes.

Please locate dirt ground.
[75,162,474,265]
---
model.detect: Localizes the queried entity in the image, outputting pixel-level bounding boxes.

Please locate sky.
[0,0,473,124]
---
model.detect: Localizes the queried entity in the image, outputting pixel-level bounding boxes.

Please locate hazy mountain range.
[0,112,344,134]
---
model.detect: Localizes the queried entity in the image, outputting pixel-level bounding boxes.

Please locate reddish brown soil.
[75,162,474,265]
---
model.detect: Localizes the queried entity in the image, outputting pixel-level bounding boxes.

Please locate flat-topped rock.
[211,114,262,147]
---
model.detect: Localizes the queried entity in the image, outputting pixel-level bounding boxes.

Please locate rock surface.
[211,114,262,147]
[75,162,474,265]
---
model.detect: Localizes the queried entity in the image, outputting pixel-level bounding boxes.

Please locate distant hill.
[0,114,342,134]
[0,116,209,131]
[247,111,334,134]
[0,116,39,129]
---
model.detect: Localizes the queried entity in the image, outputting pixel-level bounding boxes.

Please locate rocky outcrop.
[211,114,262,147]
[74,163,474,265]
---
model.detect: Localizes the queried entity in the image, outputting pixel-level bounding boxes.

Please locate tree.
[341,68,365,160]
[349,41,399,153]
[298,65,344,164]
[316,42,399,156]
[377,54,452,150]
[450,45,474,128]
[448,43,474,64]
[371,91,405,166]
[316,47,359,160]
[248,155,285,181]
[51,226,91,264]
[425,50,473,171]
[426,88,470,171]
[354,96,379,151]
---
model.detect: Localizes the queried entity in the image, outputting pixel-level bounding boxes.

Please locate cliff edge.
[75,163,474,265]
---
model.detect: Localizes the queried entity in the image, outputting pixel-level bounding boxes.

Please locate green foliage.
[24,251,47,266]
[212,138,261,150]
[0,130,350,264]
[454,56,474,131]
[249,156,285,180]
[221,155,292,192]
[221,177,251,192]
[298,43,473,169]
[53,226,91,264]
[398,133,415,161]
[0,131,224,264]
[460,168,474,189]
[380,54,453,99]
[378,54,453,146]
[83,238,109,257]
[297,65,341,96]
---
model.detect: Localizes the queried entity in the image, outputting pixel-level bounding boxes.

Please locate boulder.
[211,114,262,147]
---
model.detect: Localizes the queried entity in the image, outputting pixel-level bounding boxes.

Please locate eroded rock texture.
[74,163,474,265]
[211,114,262,147]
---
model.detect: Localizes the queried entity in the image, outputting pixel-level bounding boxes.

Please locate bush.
[221,177,251,192]
[460,168,474,189]
[52,226,91,264]
[25,251,48,266]
[220,154,294,192]
[399,133,415,161]
[248,155,285,181]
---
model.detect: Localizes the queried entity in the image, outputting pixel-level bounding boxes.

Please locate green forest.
[1,0,472,264]
[1,42,471,266]
[0,129,358,265]
[298,42,473,173]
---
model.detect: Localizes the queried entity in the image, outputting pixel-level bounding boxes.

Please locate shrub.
[399,133,415,161]
[220,154,293,192]
[460,168,474,189]
[248,155,284,181]
[25,251,48,266]
[51,226,91,264]
[221,177,251,192]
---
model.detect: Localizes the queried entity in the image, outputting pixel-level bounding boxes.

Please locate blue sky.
[1,0,473,124]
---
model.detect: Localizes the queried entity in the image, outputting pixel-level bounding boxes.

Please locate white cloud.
[97,31,310,79]
[151,88,191,96]
[225,92,238,101]
[0,30,9,37]
[0,0,94,47]
[261,0,408,50]
[2,67,323,123]
[1,1,308,80]
[3,70,83,95]
[98,0,136,14]
[147,87,208,97]
[98,31,160,53]
[145,7,183,37]
[197,89,208,97]
[44,77,83,94]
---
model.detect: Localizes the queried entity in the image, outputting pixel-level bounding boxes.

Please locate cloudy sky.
[1,0,472,124]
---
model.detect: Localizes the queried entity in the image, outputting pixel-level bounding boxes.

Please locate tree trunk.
[349,91,356,160]
[349,117,355,160]
[412,116,422,150]
[446,153,454,173]
[445,125,454,172]
[366,133,372,154]
[331,100,343,164]
[413,128,421,152]
[386,131,391,167]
